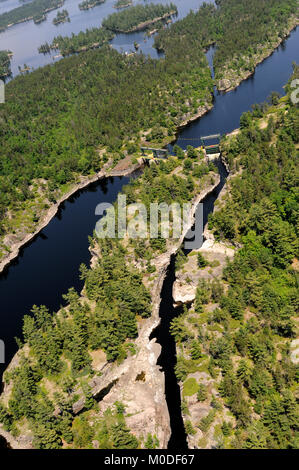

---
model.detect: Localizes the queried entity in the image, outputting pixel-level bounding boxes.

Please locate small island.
[113,0,132,9]
[52,8,69,25]
[78,0,105,11]
[102,2,178,33]
[38,26,114,56]
[38,42,51,53]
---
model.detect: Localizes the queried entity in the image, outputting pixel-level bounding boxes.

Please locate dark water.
[151,27,299,445]
[0,175,132,378]
[0,1,298,446]
[151,158,228,449]
[176,27,299,148]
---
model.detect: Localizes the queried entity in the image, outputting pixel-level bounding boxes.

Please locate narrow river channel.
[0,5,298,446]
[151,157,229,448]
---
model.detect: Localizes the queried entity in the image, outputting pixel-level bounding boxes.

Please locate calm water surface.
[0,3,298,379]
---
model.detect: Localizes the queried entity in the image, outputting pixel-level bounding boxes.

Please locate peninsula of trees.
[114,0,132,9]
[172,67,299,449]
[155,0,298,91]
[40,27,114,55]
[2,0,298,269]
[0,0,64,32]
[0,0,298,260]
[102,2,177,33]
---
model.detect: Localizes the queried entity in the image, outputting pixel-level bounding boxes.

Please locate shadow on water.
[150,158,228,448]
[150,255,187,449]
[0,13,298,448]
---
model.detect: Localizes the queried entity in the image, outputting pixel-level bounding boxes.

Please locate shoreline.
[0,0,65,34]
[106,10,177,34]
[0,174,221,449]
[0,16,297,274]
[216,18,298,92]
[0,160,142,276]
[0,96,213,276]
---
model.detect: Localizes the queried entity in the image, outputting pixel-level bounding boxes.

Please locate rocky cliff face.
[0,174,221,449]
[78,176,222,447]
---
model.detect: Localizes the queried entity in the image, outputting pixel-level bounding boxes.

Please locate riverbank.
[0,163,221,448]
[216,16,298,92]
[0,158,142,275]
[0,91,214,276]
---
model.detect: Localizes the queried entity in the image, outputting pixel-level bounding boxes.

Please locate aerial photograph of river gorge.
[0,0,298,460]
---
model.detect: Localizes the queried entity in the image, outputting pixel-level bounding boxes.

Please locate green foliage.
[199,410,215,433]
[213,0,298,79]
[197,252,208,268]
[172,70,299,449]
[52,9,69,25]
[79,0,104,11]
[183,378,199,397]
[111,422,138,449]
[45,27,114,56]
[0,0,63,31]
[102,3,177,33]
[197,384,208,402]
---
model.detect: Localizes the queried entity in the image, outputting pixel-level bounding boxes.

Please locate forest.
[0,0,298,448]
[213,0,298,85]
[102,2,177,33]
[1,0,298,271]
[0,132,218,448]
[0,0,64,31]
[0,50,12,78]
[0,3,215,259]
[172,67,299,448]
[155,0,298,86]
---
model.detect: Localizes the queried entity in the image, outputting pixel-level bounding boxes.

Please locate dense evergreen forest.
[102,2,177,33]
[213,0,298,86]
[0,132,218,448]
[1,0,298,266]
[0,0,64,31]
[172,67,299,449]
[0,3,215,260]
[0,0,298,449]
[0,50,12,77]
